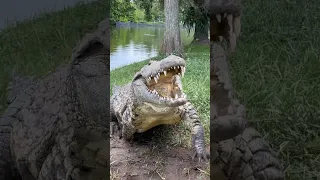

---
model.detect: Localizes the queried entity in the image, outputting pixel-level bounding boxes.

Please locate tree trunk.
[161,0,183,56]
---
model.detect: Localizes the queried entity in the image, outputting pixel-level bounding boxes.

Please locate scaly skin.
[211,1,285,179]
[110,55,209,161]
[0,19,109,180]
[214,128,285,180]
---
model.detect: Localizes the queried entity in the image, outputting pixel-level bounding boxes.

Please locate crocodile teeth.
[164,70,167,76]
[233,16,241,37]
[173,66,176,69]
[216,14,221,23]
[175,94,178,99]
[154,77,158,83]
[181,67,185,77]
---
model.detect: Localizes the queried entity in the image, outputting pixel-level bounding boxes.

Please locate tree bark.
[161,0,183,56]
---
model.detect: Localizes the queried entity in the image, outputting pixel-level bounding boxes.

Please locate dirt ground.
[110,127,212,180]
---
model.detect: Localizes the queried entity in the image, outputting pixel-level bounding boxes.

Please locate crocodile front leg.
[181,102,209,162]
[119,107,136,140]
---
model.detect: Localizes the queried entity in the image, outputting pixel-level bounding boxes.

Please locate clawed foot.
[192,150,210,163]
[191,134,210,162]
[110,121,122,139]
[210,0,242,52]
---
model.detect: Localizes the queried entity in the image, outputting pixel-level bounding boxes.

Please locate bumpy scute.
[213,128,285,180]
[211,42,247,143]
[0,19,109,179]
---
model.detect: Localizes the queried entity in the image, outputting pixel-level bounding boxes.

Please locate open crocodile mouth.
[146,65,186,100]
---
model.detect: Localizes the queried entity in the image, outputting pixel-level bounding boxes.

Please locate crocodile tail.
[6,72,35,104]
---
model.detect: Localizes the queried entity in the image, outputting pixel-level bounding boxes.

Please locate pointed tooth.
[233,16,241,37]
[230,33,237,52]
[154,77,158,83]
[173,66,176,69]
[175,94,178,99]
[216,14,221,23]
[227,14,233,35]
[164,70,167,76]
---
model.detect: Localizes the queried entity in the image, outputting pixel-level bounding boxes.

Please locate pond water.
[110,24,194,70]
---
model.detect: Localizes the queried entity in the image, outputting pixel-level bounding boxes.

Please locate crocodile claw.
[110,121,121,138]
[192,150,210,163]
[191,134,210,162]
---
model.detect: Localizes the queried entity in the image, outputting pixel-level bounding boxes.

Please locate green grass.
[0,0,108,113]
[110,44,210,146]
[230,0,320,179]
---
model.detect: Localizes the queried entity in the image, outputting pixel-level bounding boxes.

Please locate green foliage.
[133,0,164,22]
[111,0,135,24]
[134,8,145,22]
[110,0,164,23]
[150,0,164,22]
[135,0,153,21]
[180,0,209,39]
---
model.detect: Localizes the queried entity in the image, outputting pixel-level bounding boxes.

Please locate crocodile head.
[132,55,187,107]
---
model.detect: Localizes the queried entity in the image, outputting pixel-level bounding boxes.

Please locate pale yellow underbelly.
[133,102,182,133]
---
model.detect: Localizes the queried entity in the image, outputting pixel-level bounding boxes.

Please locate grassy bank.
[0,0,107,113]
[110,44,210,146]
[230,0,320,179]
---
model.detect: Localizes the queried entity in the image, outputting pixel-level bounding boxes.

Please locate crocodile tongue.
[148,74,185,99]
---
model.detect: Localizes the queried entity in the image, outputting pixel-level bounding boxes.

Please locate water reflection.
[110,25,193,70]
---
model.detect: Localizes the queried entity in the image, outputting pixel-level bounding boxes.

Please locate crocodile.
[210,0,285,179]
[0,19,109,180]
[110,55,210,161]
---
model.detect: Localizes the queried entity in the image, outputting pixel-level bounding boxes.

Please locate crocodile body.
[0,19,109,180]
[110,55,209,161]
[210,0,285,179]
